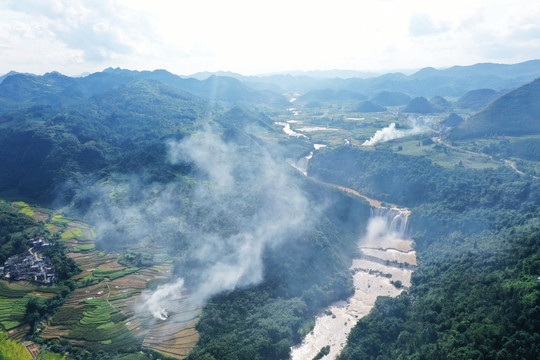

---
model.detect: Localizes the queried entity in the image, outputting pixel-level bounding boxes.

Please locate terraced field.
[40,218,201,359]
[0,331,32,359]
[140,295,200,359]
[4,202,201,358]
[12,201,51,222]
[0,280,62,358]
[0,281,60,331]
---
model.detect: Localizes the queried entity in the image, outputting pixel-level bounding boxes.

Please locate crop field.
[0,294,47,331]
[50,215,72,225]
[384,137,502,169]
[0,331,32,360]
[139,291,201,359]
[0,281,59,333]
[45,224,61,234]
[61,228,84,240]
[12,201,50,222]
[36,351,68,360]
[39,218,202,359]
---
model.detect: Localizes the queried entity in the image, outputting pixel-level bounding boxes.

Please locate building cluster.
[0,238,55,284]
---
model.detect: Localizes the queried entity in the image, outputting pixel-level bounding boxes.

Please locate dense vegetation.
[451,78,540,139]
[455,88,500,110]
[1,65,540,359]
[0,80,207,203]
[188,187,370,360]
[338,215,540,360]
[0,203,44,263]
[308,145,540,359]
[403,97,440,114]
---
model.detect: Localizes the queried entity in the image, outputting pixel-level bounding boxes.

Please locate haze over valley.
[1,1,540,360]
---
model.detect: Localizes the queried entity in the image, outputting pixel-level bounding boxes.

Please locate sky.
[1,0,539,76]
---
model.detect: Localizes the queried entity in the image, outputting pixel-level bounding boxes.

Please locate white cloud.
[409,13,449,37]
[0,0,540,75]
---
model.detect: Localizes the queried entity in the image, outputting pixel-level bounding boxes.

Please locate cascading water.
[370,207,411,239]
[290,202,416,360]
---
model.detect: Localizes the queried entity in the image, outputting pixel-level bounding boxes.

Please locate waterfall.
[292,152,313,175]
[370,207,410,237]
[290,200,416,360]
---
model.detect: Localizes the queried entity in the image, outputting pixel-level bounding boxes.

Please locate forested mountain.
[451,78,540,139]
[296,89,367,103]
[354,100,386,112]
[0,80,208,202]
[308,146,540,360]
[456,88,501,110]
[1,61,539,360]
[0,68,287,115]
[403,96,441,114]
[371,91,411,106]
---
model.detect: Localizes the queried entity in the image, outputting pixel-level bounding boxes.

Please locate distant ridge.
[354,100,386,112]
[456,89,501,110]
[371,91,411,106]
[403,97,440,113]
[0,68,288,113]
[450,78,540,139]
[297,89,367,102]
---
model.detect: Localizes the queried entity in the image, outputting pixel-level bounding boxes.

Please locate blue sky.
[1,0,539,76]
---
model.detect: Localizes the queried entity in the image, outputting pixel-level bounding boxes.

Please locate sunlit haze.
[1,0,540,75]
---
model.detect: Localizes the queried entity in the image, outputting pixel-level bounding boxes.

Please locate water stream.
[290,202,416,360]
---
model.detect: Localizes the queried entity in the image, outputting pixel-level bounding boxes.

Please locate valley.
[0,61,539,360]
[291,206,415,360]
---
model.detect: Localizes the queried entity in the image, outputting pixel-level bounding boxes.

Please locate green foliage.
[59,298,137,350]
[190,290,306,360]
[313,345,331,360]
[0,80,207,204]
[188,183,370,359]
[70,244,95,253]
[452,78,540,139]
[310,146,539,242]
[339,221,540,360]
[118,250,153,268]
[0,331,32,360]
[0,203,44,263]
[43,241,81,282]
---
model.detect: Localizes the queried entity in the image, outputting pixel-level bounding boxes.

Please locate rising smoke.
[362,116,432,146]
[78,125,315,318]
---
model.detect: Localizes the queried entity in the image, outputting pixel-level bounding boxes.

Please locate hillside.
[456,88,501,110]
[0,69,287,116]
[403,96,440,113]
[0,80,208,203]
[297,89,367,103]
[371,91,411,106]
[354,100,386,112]
[451,78,540,139]
[1,63,540,360]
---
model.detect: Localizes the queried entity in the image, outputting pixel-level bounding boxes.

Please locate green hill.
[430,95,452,111]
[403,96,440,113]
[0,80,208,203]
[354,100,386,112]
[451,78,540,139]
[297,89,367,102]
[371,91,411,106]
[455,88,501,110]
[439,112,464,128]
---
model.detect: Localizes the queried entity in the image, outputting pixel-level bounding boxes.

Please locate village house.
[0,237,55,284]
